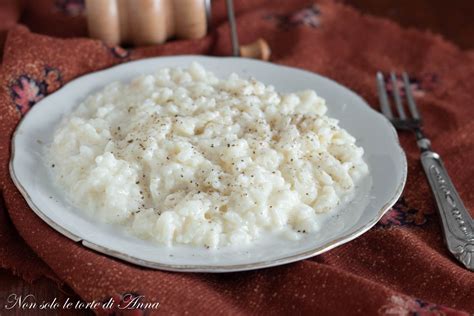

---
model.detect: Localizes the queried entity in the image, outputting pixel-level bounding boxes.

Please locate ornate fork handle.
[420,150,474,270]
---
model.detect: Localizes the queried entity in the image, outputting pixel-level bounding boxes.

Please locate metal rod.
[204,0,212,31]
[225,0,240,57]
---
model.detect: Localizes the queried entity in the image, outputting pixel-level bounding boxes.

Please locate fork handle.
[420,151,474,270]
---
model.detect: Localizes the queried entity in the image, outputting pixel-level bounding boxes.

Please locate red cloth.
[1,0,473,314]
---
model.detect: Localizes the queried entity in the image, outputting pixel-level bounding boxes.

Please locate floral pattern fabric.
[384,72,439,98]
[380,295,469,316]
[10,67,62,115]
[54,0,85,16]
[1,0,473,315]
[265,4,321,30]
[378,197,434,228]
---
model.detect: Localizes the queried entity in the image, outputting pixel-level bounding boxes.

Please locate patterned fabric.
[379,295,468,316]
[265,4,321,29]
[377,197,434,227]
[384,72,439,98]
[10,67,62,115]
[0,0,473,314]
[54,0,85,16]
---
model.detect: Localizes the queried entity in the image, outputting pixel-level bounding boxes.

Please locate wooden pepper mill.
[85,0,209,46]
[85,0,270,60]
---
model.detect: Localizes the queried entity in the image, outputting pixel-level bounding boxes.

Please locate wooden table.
[1,0,473,315]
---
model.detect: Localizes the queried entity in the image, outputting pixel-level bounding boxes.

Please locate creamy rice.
[49,62,368,248]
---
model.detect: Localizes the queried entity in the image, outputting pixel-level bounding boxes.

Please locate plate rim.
[9,55,407,272]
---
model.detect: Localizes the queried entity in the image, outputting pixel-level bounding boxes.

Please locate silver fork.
[376,71,474,271]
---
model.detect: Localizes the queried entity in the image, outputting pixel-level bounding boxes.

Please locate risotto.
[49,62,368,248]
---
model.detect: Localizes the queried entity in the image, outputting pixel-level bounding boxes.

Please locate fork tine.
[376,72,393,119]
[402,72,421,121]
[390,72,407,119]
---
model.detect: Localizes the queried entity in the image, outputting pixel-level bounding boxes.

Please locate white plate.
[10,56,406,272]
